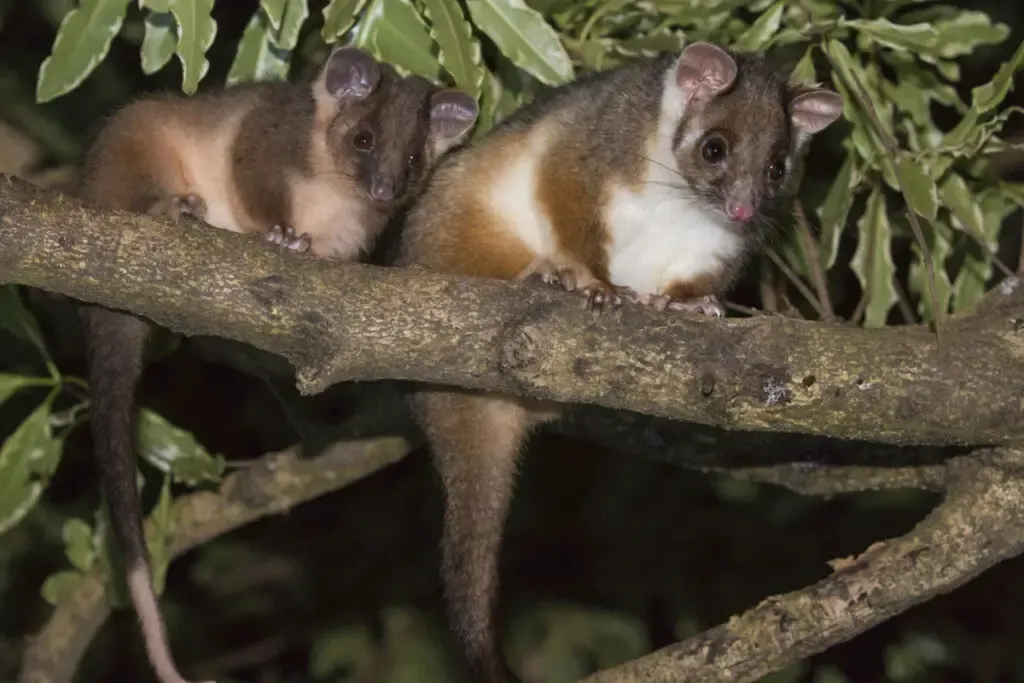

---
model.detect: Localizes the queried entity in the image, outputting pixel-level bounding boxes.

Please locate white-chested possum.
[76,45,478,683]
[396,41,842,682]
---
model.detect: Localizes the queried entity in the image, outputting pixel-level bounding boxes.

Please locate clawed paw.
[265,225,312,253]
[579,282,635,314]
[639,293,725,317]
[170,193,206,221]
[525,260,579,293]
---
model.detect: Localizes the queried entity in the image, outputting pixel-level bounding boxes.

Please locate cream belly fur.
[162,109,252,234]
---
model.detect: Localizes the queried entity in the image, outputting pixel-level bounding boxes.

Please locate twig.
[765,247,828,319]
[17,435,413,683]
[581,448,1024,683]
[794,200,837,320]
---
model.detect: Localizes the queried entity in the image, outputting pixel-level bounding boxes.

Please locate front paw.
[170,193,206,221]
[265,225,312,253]
[639,293,725,317]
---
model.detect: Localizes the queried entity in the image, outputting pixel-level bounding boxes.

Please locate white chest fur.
[604,182,742,295]
[604,78,745,296]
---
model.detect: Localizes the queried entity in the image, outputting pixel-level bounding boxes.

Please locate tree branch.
[2,175,1024,450]
[581,448,1024,683]
[17,434,413,683]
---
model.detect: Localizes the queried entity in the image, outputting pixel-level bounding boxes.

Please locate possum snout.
[371,177,395,202]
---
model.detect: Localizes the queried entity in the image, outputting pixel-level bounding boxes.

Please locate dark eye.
[352,130,374,152]
[700,136,727,164]
[767,159,786,182]
[408,151,421,166]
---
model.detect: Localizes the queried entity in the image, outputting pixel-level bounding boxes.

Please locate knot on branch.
[499,322,544,377]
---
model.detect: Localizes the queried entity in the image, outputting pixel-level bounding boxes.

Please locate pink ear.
[675,42,737,102]
[790,90,843,134]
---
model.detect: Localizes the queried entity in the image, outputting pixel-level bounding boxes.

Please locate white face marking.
[604,60,745,296]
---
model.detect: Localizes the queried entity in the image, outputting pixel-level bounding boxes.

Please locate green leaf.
[41,570,83,606]
[0,286,48,359]
[731,0,783,52]
[140,10,177,75]
[228,10,290,85]
[844,18,939,55]
[148,473,174,595]
[824,39,897,185]
[816,151,858,270]
[969,38,1024,117]
[617,27,686,56]
[139,0,170,11]
[63,517,97,572]
[932,11,1010,59]
[36,0,132,103]
[269,0,309,51]
[0,401,64,535]
[952,189,1014,312]
[322,0,368,42]
[168,0,217,94]
[137,409,226,486]
[851,187,897,327]
[939,172,984,237]
[0,375,48,409]
[261,0,286,31]
[895,154,938,221]
[423,0,485,97]
[907,220,952,322]
[791,44,816,84]
[353,0,443,81]
[465,0,574,86]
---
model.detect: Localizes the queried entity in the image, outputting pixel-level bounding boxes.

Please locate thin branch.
[581,447,1024,683]
[2,176,1023,448]
[17,434,413,683]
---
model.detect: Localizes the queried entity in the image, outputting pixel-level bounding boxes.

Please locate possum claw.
[265,225,312,253]
[579,281,630,315]
[640,293,725,317]
[170,193,206,221]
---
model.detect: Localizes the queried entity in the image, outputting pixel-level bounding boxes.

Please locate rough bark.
[2,174,1024,450]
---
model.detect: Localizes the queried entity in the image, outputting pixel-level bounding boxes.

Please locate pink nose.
[726,201,754,222]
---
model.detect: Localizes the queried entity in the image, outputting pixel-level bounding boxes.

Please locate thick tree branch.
[2,175,1024,449]
[581,447,1024,683]
[17,434,413,683]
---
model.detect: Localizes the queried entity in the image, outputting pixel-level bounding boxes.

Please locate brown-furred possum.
[396,42,842,682]
[76,46,478,683]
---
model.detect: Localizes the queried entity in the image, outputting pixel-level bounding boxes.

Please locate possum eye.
[767,158,786,182]
[408,150,421,166]
[700,136,728,164]
[352,129,375,152]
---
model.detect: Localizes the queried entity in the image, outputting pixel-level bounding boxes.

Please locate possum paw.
[265,225,312,253]
[170,193,206,221]
[640,293,725,317]
[579,281,633,314]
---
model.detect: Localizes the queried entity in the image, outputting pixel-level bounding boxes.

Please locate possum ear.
[675,42,737,102]
[319,46,382,102]
[790,88,844,134]
[430,89,479,152]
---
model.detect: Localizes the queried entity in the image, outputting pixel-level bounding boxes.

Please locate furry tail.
[82,305,202,683]
[412,389,537,683]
